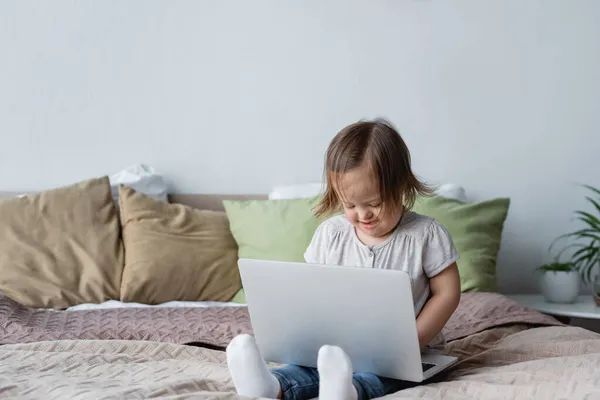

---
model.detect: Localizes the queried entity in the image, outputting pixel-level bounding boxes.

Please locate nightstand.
[507,294,600,325]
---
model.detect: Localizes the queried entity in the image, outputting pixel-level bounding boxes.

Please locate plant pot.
[539,271,580,303]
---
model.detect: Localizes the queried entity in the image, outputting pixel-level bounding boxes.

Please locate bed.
[1,291,600,398]
[1,190,600,399]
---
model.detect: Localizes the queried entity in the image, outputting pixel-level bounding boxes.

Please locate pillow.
[223,196,322,304]
[411,195,510,292]
[268,183,323,200]
[434,183,467,202]
[109,164,168,204]
[223,196,322,262]
[119,185,241,303]
[0,176,124,308]
[230,288,247,304]
[12,164,169,205]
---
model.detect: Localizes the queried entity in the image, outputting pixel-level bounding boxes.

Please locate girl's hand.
[416,263,461,347]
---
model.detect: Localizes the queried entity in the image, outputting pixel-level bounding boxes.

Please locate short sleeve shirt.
[304,211,459,345]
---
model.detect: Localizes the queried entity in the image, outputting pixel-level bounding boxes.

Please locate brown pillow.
[0,177,124,308]
[118,185,241,303]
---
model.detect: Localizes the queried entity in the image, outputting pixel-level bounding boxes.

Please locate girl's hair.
[315,118,432,218]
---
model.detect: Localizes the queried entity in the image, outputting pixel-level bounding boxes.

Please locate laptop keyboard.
[422,362,436,372]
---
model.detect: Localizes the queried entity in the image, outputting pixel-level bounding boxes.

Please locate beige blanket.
[2,325,600,399]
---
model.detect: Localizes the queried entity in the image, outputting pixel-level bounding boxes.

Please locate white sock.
[317,345,358,400]
[226,334,280,398]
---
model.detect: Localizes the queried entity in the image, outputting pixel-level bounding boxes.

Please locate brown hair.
[315,118,431,218]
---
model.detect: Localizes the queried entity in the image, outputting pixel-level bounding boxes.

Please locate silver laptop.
[237,258,457,382]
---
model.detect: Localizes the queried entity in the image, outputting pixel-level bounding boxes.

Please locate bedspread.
[0,292,561,346]
[1,325,600,399]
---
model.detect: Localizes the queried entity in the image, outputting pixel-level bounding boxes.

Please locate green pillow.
[230,287,246,304]
[223,196,322,303]
[412,195,510,292]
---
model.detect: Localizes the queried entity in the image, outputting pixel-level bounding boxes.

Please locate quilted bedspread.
[0,292,561,346]
[2,292,599,399]
[1,325,600,399]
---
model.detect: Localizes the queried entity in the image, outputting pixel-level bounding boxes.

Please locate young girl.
[226,118,461,400]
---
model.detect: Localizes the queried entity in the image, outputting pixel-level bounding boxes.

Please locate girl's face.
[336,164,403,244]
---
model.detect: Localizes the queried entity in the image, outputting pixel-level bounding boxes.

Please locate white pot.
[539,271,580,303]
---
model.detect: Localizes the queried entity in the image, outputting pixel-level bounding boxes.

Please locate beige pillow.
[119,185,241,303]
[0,177,124,308]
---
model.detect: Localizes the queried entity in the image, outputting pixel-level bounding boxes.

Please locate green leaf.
[585,196,600,216]
[549,184,600,282]
[536,262,574,272]
[584,253,599,283]
[583,184,600,199]
[584,258,593,283]
[572,246,596,264]
[575,218,600,232]
[569,232,600,242]
[573,254,593,267]
[576,229,600,235]
[575,219,600,233]
[572,245,593,259]
[575,211,600,225]
[573,245,599,284]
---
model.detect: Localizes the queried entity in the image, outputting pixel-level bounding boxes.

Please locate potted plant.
[551,184,600,305]
[536,260,580,303]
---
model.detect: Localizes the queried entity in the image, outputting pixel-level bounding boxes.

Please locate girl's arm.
[416,263,461,347]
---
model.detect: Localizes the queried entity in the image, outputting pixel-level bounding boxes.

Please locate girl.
[227,118,461,400]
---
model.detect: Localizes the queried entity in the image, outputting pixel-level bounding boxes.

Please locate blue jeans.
[271,365,413,400]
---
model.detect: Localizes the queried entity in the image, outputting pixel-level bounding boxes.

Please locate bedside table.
[507,294,600,324]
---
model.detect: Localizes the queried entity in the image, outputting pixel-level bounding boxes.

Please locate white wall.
[1,1,599,293]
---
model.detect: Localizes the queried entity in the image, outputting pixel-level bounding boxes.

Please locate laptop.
[237,258,457,382]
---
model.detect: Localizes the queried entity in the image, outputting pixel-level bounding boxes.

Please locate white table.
[507,294,600,323]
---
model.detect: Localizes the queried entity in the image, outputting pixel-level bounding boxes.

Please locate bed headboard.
[0,191,267,212]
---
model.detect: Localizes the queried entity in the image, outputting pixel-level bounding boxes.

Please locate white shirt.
[304,211,460,346]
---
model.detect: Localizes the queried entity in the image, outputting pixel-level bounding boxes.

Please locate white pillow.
[268,182,468,202]
[109,164,169,203]
[12,165,169,203]
[268,183,323,200]
[434,183,467,202]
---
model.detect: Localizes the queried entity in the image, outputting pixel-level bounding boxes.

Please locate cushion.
[0,176,124,308]
[225,194,508,302]
[109,164,168,204]
[223,196,322,262]
[119,185,241,303]
[230,288,247,304]
[268,183,324,200]
[411,195,510,292]
[223,196,322,304]
[434,183,468,202]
